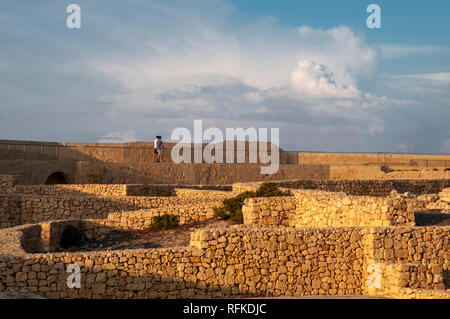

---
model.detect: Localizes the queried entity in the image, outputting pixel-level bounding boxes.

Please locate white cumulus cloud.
[290,60,360,99]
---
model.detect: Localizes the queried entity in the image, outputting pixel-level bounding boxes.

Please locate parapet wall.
[298,152,450,167]
[1,224,448,299]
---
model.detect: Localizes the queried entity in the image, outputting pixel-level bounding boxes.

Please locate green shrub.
[148,214,179,231]
[432,168,439,171]
[214,182,288,224]
[213,207,229,220]
[59,225,86,249]
[230,207,244,224]
[255,182,288,197]
[223,191,256,213]
[445,168,450,171]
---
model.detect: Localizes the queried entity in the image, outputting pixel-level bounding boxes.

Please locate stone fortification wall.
[297,152,450,167]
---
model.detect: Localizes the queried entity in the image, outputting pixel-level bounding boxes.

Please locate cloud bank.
[0,0,448,153]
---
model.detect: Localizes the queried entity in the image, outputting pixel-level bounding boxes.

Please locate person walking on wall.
[153,135,163,163]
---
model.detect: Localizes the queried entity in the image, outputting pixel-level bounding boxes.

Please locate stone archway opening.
[45,172,69,185]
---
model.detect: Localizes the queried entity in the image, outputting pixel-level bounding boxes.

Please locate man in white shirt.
[153,135,163,163]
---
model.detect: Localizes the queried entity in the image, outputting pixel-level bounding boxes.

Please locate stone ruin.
[0,175,449,299]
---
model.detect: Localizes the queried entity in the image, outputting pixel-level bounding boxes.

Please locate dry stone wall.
[362,226,449,297]
[0,225,366,298]
[440,188,450,202]
[13,183,233,198]
[1,224,448,299]
[242,191,414,228]
[292,190,414,227]
[0,194,225,229]
[242,197,296,228]
[15,184,128,197]
[233,179,450,197]
[0,175,18,193]
[105,203,217,230]
[126,184,232,197]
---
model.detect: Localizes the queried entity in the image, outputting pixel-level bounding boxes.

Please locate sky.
[0,0,449,153]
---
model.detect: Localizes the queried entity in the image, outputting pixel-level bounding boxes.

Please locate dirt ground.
[414,210,450,226]
[61,219,233,252]
[58,210,449,253]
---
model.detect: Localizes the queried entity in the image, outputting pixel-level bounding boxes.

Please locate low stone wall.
[0,175,18,193]
[242,191,414,228]
[363,226,450,297]
[381,263,444,290]
[404,193,450,213]
[14,184,128,197]
[242,197,296,228]
[105,204,217,230]
[0,226,365,298]
[126,184,232,197]
[1,224,448,299]
[365,261,449,299]
[233,179,450,197]
[440,188,450,202]
[174,188,233,199]
[0,194,224,229]
[14,184,233,198]
[292,190,414,227]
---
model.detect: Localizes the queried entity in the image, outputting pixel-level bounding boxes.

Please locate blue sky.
[0,0,449,153]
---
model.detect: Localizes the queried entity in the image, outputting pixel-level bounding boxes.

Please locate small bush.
[432,168,439,171]
[445,168,450,171]
[255,182,288,197]
[213,207,229,220]
[148,214,179,231]
[59,225,86,249]
[223,191,256,213]
[214,182,288,224]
